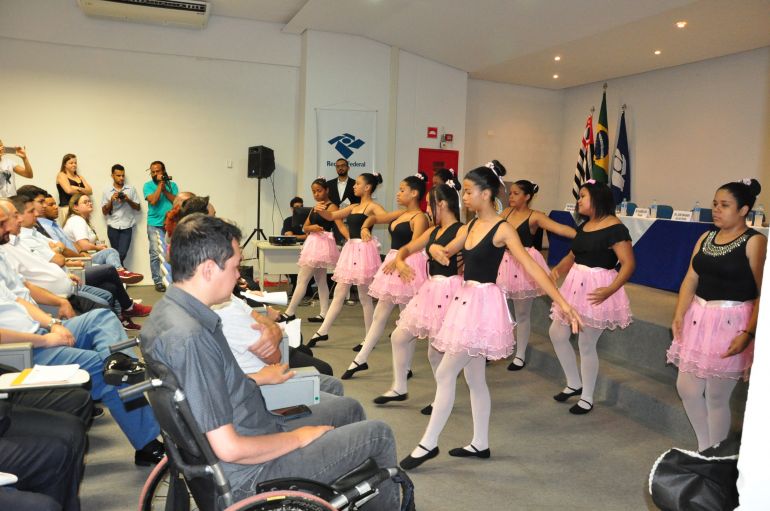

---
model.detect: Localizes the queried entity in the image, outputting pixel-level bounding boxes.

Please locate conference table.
[546,210,767,292]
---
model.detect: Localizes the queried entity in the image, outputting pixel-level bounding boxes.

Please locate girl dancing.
[668,179,765,450]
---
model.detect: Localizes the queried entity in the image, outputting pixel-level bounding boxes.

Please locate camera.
[161,174,173,182]
[117,192,126,200]
[1,146,17,155]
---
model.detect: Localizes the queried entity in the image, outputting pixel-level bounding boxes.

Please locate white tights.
[351,301,403,366]
[676,372,738,451]
[512,298,534,362]
[315,282,374,338]
[286,266,330,317]
[385,328,445,395]
[413,353,490,455]
[548,320,604,404]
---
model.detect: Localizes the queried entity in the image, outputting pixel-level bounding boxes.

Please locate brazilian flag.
[592,90,609,183]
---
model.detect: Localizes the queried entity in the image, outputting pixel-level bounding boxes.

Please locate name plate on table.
[633,208,651,218]
[671,210,693,222]
[564,203,576,213]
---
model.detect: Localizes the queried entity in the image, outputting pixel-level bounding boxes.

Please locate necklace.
[702,230,750,257]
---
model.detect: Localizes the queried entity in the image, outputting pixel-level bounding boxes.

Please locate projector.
[269,236,297,246]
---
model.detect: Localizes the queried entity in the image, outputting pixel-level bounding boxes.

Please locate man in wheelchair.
[142,214,400,509]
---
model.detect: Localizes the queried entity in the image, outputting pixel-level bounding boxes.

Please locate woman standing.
[400,161,581,470]
[498,180,576,371]
[280,178,348,323]
[668,179,766,451]
[341,173,429,379]
[373,180,463,405]
[307,173,386,347]
[56,153,92,223]
[548,180,635,415]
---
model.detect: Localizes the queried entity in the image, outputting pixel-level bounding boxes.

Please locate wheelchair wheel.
[224,490,337,511]
[140,456,198,511]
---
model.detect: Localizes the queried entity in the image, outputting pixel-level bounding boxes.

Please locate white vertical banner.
[316,108,377,178]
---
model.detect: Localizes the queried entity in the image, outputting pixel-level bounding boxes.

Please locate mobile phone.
[2,146,17,155]
[270,404,312,420]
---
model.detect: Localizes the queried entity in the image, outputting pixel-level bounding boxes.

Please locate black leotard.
[693,228,762,302]
[462,219,507,283]
[427,222,463,277]
[389,213,422,250]
[570,223,631,269]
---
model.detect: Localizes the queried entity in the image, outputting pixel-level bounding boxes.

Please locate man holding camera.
[143,161,178,292]
[102,164,140,266]
[0,140,33,198]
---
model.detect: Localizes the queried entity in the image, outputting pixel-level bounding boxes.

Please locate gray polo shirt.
[141,285,284,488]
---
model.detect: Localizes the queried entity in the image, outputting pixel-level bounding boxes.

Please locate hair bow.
[414,172,425,181]
[372,171,380,177]
[586,179,596,185]
[742,178,753,186]
[448,168,455,175]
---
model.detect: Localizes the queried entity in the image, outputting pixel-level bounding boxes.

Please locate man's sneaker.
[123,302,152,318]
[120,315,141,331]
[117,270,143,285]
[154,283,166,292]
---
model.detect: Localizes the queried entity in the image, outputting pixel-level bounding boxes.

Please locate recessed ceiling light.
[553,74,559,79]
[554,56,561,62]
[654,50,662,55]
[676,20,687,28]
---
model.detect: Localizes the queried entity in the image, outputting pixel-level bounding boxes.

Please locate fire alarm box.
[427,127,438,139]
[444,133,454,142]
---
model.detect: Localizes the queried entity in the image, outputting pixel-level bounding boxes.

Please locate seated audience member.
[37,195,86,257]
[0,140,33,198]
[0,204,163,465]
[63,192,143,284]
[142,214,399,508]
[15,185,51,238]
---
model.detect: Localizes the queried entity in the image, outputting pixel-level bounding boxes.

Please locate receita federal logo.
[328,133,365,159]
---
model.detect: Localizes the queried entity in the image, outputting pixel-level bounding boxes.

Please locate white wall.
[0,0,301,279]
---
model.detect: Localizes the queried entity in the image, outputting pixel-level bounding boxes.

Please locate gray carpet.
[79,283,682,510]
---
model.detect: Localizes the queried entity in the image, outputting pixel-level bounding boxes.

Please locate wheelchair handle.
[328,467,397,509]
[109,337,139,353]
[117,378,162,400]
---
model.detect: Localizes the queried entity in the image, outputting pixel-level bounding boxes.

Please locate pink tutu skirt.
[298,231,340,269]
[368,249,429,304]
[332,238,381,286]
[431,281,515,360]
[496,248,549,299]
[396,275,464,339]
[550,264,632,330]
[667,296,754,380]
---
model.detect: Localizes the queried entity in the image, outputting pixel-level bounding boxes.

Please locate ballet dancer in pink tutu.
[668,178,766,450]
[400,161,582,470]
[279,178,348,323]
[548,180,635,415]
[372,179,464,406]
[497,180,576,371]
[341,173,430,379]
[307,173,386,347]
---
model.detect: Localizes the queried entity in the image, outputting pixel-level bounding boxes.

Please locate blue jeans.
[147,225,165,285]
[107,226,133,266]
[90,248,123,270]
[31,309,160,449]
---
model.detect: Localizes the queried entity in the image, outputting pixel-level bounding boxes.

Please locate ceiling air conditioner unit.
[77,0,210,29]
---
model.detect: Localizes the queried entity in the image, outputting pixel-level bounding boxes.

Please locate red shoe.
[123,301,152,318]
[120,315,141,331]
[118,270,143,285]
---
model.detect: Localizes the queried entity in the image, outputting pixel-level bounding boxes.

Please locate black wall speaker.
[247,146,275,179]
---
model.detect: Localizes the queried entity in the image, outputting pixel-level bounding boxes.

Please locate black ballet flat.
[420,404,433,416]
[352,343,364,352]
[308,315,325,323]
[399,444,439,470]
[448,444,491,459]
[507,357,526,371]
[341,361,368,380]
[307,332,328,348]
[569,399,594,415]
[277,313,295,323]
[553,386,582,402]
[373,391,408,404]
[407,369,413,380]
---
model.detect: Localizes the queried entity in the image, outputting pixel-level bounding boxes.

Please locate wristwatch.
[47,317,62,330]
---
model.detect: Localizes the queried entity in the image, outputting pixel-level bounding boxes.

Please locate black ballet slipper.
[352,342,365,352]
[407,369,413,380]
[448,444,491,459]
[373,391,408,405]
[420,404,433,416]
[553,386,582,402]
[400,444,439,470]
[306,332,328,348]
[507,357,526,371]
[277,313,295,323]
[308,315,325,323]
[569,399,594,415]
[341,361,368,380]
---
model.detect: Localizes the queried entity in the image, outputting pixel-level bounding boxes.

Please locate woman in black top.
[400,161,581,470]
[498,180,577,371]
[373,180,464,406]
[309,173,387,347]
[668,179,766,451]
[56,153,92,222]
[549,180,635,415]
[341,173,429,379]
[281,178,348,323]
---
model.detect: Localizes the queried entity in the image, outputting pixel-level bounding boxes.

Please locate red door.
[417,148,459,211]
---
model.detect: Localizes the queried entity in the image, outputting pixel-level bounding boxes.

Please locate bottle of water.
[620,198,628,216]
[650,200,658,219]
[692,201,701,222]
[755,204,765,227]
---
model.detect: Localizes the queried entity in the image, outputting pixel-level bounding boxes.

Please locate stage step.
[521,297,748,446]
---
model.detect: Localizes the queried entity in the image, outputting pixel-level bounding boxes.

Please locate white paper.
[243,290,288,306]
[564,203,576,213]
[23,364,80,385]
[633,207,651,218]
[671,210,693,222]
[284,318,302,348]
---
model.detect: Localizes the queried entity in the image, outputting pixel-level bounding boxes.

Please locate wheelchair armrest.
[329,457,380,492]
[0,343,33,371]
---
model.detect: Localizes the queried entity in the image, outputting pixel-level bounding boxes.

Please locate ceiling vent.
[77,0,210,29]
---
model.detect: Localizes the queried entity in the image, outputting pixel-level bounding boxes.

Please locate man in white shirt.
[101,164,140,265]
[0,140,33,198]
[327,159,360,208]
